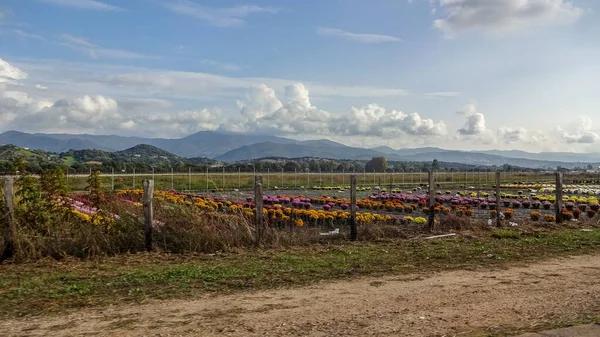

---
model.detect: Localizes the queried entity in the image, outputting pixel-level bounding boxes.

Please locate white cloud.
[162,2,278,27]
[316,27,401,43]
[200,59,242,72]
[555,116,600,144]
[60,34,154,59]
[226,83,446,139]
[458,113,487,135]
[433,0,583,37]
[0,58,28,84]
[423,91,461,98]
[11,29,45,40]
[497,127,529,143]
[35,84,48,90]
[37,0,123,11]
[456,103,494,141]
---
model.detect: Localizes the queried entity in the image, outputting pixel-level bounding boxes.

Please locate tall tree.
[365,156,388,173]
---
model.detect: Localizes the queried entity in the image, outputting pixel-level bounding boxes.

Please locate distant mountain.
[1,130,599,169]
[0,130,296,158]
[395,151,595,169]
[480,150,600,163]
[215,142,385,162]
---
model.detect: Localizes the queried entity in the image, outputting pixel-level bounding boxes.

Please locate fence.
[54,170,586,193]
[1,171,596,259]
[132,171,576,252]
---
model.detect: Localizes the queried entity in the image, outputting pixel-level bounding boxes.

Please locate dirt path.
[3,255,600,337]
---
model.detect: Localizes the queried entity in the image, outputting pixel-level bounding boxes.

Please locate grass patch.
[1,228,600,318]
[492,229,520,239]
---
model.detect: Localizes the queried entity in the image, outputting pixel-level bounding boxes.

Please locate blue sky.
[1,0,599,152]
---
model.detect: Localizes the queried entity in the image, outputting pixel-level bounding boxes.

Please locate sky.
[0,0,599,153]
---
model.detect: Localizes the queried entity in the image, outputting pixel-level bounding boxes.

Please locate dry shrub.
[437,214,488,231]
[358,221,412,241]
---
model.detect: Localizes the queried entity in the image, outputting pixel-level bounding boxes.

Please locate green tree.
[432,159,440,171]
[87,170,103,205]
[40,166,68,198]
[365,156,388,173]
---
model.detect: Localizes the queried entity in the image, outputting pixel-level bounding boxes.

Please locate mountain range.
[1,130,599,169]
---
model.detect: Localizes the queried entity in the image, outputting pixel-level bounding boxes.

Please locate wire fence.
[54,170,595,193]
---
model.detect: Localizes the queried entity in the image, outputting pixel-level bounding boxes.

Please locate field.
[61,170,600,192]
[3,170,600,336]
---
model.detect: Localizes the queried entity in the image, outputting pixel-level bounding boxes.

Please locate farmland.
[61,170,599,192]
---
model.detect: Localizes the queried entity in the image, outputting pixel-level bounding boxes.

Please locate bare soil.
[3,255,600,337]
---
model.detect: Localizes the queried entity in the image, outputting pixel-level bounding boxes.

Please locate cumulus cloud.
[555,116,600,144]
[457,103,489,136]
[433,0,583,37]
[316,27,401,43]
[226,83,446,138]
[498,127,547,145]
[333,104,447,137]
[0,58,28,84]
[455,102,496,145]
[498,127,528,143]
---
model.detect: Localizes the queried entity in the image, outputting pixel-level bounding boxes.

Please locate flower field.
[4,169,600,262]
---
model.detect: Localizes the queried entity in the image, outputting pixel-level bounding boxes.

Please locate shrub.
[530,211,541,221]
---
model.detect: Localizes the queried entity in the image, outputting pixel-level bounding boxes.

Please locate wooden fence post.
[496,172,501,227]
[427,170,435,231]
[143,180,154,252]
[1,177,15,261]
[555,172,563,224]
[254,176,263,246]
[350,175,357,241]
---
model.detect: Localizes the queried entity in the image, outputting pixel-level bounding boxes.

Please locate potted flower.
[573,209,582,220]
[561,208,573,221]
[588,210,597,219]
[543,201,552,210]
[503,208,515,220]
[530,211,541,221]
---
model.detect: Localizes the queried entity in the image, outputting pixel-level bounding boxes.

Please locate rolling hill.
[1,130,600,169]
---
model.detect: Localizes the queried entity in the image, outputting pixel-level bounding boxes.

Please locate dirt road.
[3,255,600,337]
